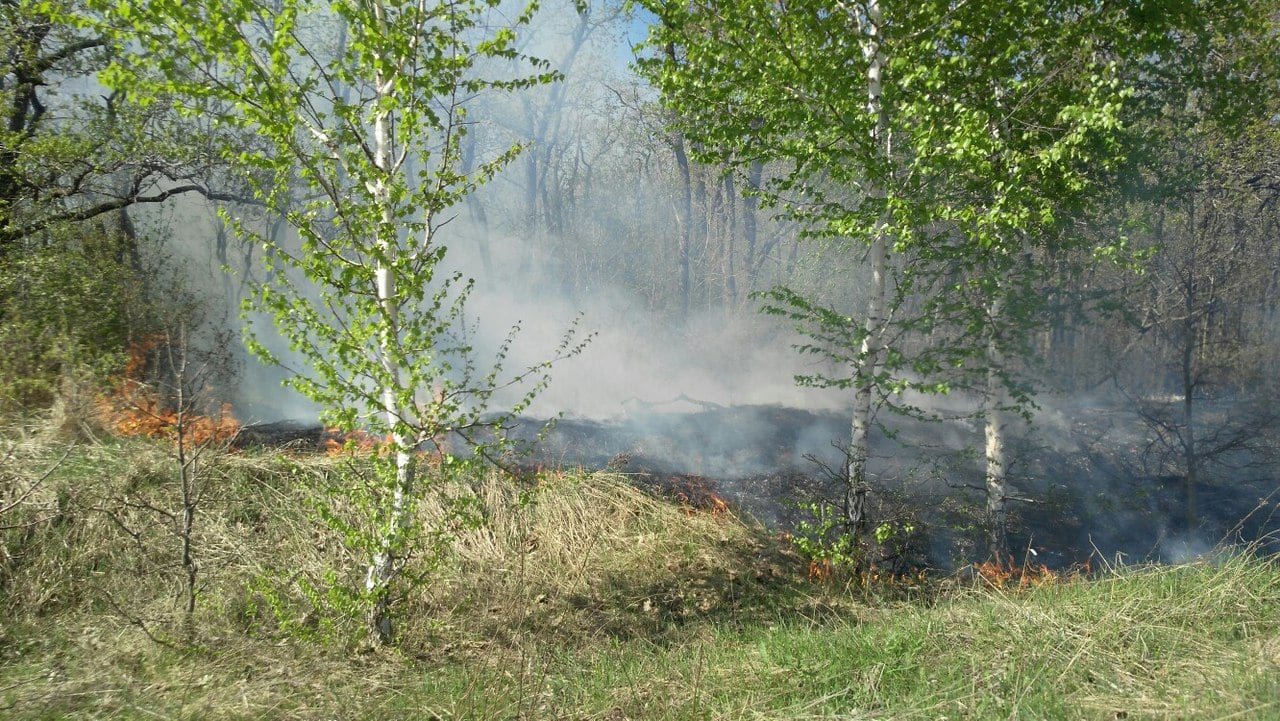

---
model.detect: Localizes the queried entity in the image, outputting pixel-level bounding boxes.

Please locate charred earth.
[238,399,1280,571]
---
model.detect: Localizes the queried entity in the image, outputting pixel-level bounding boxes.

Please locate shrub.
[0,225,144,412]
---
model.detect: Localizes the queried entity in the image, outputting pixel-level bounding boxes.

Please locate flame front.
[96,336,241,445]
[973,556,1092,589]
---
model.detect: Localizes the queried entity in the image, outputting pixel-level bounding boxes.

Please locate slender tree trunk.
[743,158,762,288]
[460,130,494,279]
[671,131,693,316]
[516,11,590,274]
[847,0,887,533]
[524,144,540,231]
[984,297,1010,561]
[1180,199,1199,530]
[724,173,738,306]
[693,154,710,309]
[666,41,693,316]
[365,32,416,644]
[848,232,883,531]
[171,334,198,630]
[1181,278,1198,530]
[0,22,49,260]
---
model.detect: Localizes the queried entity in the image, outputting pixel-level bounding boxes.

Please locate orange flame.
[320,426,453,465]
[806,561,931,588]
[671,475,731,516]
[96,336,241,445]
[973,556,1092,589]
[809,559,832,581]
[97,396,241,445]
[321,427,384,456]
[678,489,731,516]
[706,491,730,515]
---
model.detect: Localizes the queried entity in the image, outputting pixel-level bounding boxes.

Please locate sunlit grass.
[1,431,1277,719]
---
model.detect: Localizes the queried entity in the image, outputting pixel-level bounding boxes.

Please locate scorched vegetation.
[1,428,1278,719]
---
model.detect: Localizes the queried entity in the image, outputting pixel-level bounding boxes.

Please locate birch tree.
[641,0,899,536]
[89,0,575,643]
[641,0,1106,551]
[640,0,1265,557]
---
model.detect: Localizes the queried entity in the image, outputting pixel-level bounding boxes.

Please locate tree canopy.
[638,0,1275,555]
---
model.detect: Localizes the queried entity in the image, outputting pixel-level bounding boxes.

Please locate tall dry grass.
[2,430,1277,720]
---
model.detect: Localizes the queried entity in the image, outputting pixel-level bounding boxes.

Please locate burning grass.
[972,555,1094,589]
[320,426,385,456]
[1,431,1277,720]
[93,335,242,445]
[96,393,241,445]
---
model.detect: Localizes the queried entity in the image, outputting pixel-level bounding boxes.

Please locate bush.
[0,225,146,412]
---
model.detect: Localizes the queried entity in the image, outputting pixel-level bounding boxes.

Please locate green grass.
[396,559,1279,720]
[1,430,1278,719]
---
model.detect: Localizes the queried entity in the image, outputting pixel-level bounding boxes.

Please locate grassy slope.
[1,433,1277,720]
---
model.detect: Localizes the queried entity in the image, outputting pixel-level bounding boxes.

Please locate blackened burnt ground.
[235,400,1280,570]
[508,401,1280,570]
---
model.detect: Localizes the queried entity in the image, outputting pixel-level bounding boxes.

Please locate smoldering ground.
[131,2,1280,573]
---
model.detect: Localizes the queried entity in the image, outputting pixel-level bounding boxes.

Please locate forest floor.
[1,429,1278,719]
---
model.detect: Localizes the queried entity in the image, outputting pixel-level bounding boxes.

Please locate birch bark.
[361,0,418,644]
[983,295,1009,561]
[847,0,888,530]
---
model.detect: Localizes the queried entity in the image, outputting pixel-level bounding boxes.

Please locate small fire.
[676,487,731,516]
[708,492,730,514]
[809,558,832,581]
[96,336,241,445]
[320,429,454,469]
[806,560,930,587]
[973,556,1092,589]
[321,427,384,456]
[859,566,928,589]
[663,474,732,516]
[97,394,241,445]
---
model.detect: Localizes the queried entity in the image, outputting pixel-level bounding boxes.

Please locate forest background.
[2,1,1280,712]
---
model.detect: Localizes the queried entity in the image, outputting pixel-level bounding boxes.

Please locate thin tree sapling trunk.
[983,295,1010,561]
[846,0,888,533]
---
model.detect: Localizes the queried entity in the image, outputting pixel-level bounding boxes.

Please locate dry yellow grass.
[2,432,1277,720]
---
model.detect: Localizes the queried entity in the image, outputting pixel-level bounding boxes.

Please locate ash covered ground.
[504,399,1280,570]
[239,398,1280,571]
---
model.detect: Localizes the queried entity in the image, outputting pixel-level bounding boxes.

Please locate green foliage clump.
[0,227,143,411]
[789,498,923,580]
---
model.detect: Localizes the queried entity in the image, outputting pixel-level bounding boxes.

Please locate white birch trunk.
[849,233,884,526]
[984,296,1009,561]
[364,1,417,643]
[847,0,887,531]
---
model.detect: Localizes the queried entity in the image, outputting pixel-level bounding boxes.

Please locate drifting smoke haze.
[128,1,1279,570]
[459,267,855,420]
